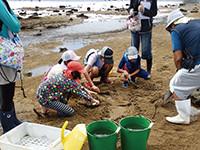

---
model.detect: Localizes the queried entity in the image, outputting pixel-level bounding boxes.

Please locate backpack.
[83,49,99,65]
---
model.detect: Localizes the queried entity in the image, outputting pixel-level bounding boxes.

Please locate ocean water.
[9,0,185,9]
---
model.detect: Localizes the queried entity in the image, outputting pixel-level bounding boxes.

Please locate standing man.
[165,9,200,124]
[128,0,157,77]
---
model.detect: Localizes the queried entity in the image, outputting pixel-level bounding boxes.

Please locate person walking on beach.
[128,0,157,77]
[36,61,100,117]
[165,9,200,124]
[83,46,114,89]
[117,46,150,88]
[0,0,22,133]
[46,50,100,93]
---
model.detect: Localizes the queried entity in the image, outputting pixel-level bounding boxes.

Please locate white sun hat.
[61,50,80,62]
[165,9,184,29]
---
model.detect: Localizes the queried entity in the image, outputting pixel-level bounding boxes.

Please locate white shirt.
[87,52,104,69]
[139,0,151,20]
[47,62,67,79]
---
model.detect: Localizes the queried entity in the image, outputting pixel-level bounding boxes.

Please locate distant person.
[46,50,100,93]
[128,0,157,77]
[83,46,114,89]
[117,46,150,88]
[0,0,22,133]
[165,9,200,124]
[36,61,100,117]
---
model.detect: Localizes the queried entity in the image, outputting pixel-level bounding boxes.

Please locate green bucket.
[119,115,153,150]
[86,120,120,150]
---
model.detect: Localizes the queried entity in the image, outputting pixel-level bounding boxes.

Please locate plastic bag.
[127,15,141,32]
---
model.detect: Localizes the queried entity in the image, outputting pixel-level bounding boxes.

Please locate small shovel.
[163,90,173,104]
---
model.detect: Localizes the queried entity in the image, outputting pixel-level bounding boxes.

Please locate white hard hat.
[166,9,184,29]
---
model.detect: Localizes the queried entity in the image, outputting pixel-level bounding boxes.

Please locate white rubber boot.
[166,99,191,124]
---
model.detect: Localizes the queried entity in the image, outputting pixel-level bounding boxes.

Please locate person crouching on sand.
[36,61,100,117]
[117,46,150,88]
[165,9,200,124]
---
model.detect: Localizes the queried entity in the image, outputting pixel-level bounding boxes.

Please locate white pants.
[170,65,200,99]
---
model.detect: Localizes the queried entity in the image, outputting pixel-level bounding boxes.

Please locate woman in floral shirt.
[36,61,99,117]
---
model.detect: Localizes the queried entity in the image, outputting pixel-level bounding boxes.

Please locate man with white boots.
[165,9,200,124]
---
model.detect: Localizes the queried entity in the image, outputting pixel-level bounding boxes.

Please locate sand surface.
[10,3,200,150]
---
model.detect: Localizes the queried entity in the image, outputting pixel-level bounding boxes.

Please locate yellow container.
[61,121,87,150]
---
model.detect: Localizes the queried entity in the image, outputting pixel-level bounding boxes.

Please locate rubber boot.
[146,59,152,75]
[0,111,17,133]
[166,99,191,124]
[11,103,22,126]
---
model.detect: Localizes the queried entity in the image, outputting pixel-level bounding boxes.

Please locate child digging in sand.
[117,46,150,88]
[36,61,100,117]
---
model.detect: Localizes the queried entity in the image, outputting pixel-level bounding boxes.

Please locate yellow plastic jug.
[61,121,87,150]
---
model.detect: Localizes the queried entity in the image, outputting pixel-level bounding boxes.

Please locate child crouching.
[117,46,150,88]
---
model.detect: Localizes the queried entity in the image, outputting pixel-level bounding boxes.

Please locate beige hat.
[166,9,184,29]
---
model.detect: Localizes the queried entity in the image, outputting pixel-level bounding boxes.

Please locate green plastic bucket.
[119,115,153,150]
[86,120,120,150]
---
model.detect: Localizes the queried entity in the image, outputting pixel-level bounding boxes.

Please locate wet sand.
[10,3,200,150]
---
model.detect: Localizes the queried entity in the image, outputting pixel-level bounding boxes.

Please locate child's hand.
[122,71,129,80]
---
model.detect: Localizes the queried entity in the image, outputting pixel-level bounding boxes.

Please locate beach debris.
[53,9,60,13]
[35,6,39,11]
[180,8,187,12]
[24,71,32,77]
[59,47,68,53]
[59,5,66,9]
[76,13,89,19]
[87,7,91,11]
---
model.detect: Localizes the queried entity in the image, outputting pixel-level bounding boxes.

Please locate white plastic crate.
[0,122,70,150]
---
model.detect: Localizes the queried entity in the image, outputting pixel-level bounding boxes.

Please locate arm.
[67,79,100,105]
[128,0,139,15]
[173,50,183,70]
[83,66,100,93]
[117,56,126,73]
[67,79,93,101]
[171,30,183,70]
[129,56,141,76]
[83,53,100,93]
[142,0,158,17]
[0,1,21,33]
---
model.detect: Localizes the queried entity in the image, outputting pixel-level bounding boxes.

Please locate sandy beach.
[8,2,200,150]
